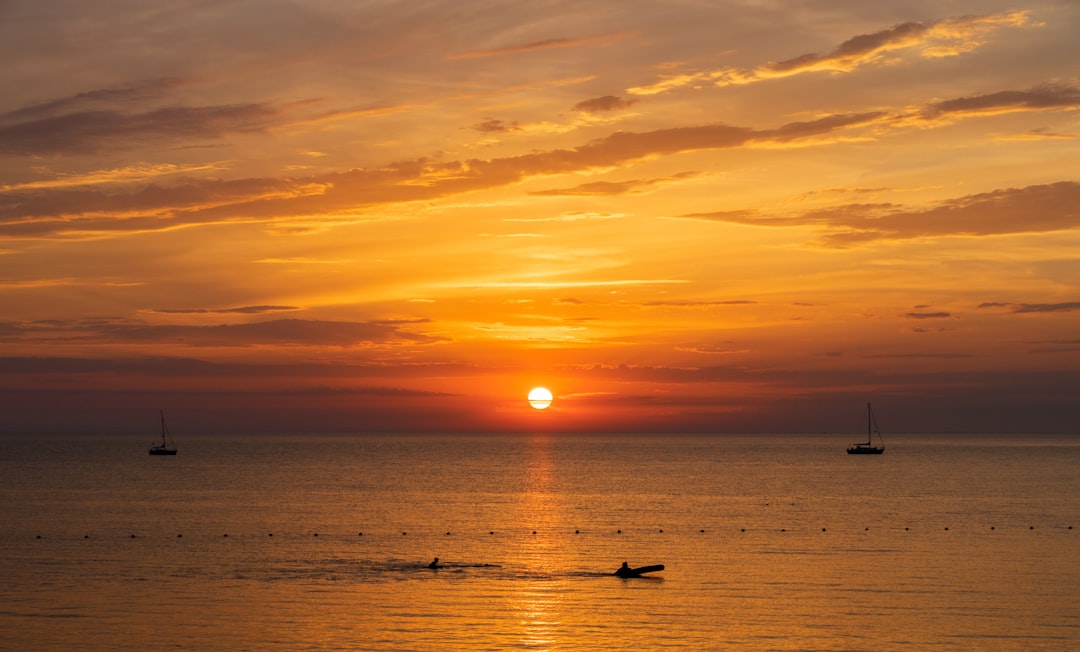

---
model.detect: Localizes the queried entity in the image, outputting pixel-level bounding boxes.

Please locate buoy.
[313,533,318,537]
[489,531,494,535]
[446,531,451,536]
[269,533,273,537]
[223,533,228,537]
[822,528,827,532]
[177,534,182,538]
[532,531,536,535]
[575,530,579,534]
[617,529,621,534]
[700,529,705,533]
[131,534,136,538]
[84,535,89,539]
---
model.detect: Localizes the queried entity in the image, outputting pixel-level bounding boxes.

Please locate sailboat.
[847,402,884,454]
[149,410,178,455]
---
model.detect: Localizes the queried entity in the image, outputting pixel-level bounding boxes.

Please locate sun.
[528,387,553,410]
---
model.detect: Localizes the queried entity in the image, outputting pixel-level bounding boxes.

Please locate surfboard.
[615,564,664,577]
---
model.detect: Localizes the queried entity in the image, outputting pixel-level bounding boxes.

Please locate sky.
[2,0,1079,435]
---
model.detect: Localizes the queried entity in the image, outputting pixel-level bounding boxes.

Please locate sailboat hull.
[149,447,177,456]
[846,445,884,455]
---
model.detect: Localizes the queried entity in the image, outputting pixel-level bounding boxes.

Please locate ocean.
[1,432,1077,650]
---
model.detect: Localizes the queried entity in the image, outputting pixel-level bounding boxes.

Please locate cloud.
[0,113,883,239]
[1010,302,1080,314]
[645,300,756,308]
[917,83,1080,121]
[0,100,285,156]
[628,10,1033,95]
[473,118,521,133]
[151,305,300,315]
[5,76,1071,241]
[447,32,629,60]
[681,181,1080,247]
[573,95,639,113]
[0,318,443,348]
[904,311,952,319]
[0,78,185,124]
[529,172,697,196]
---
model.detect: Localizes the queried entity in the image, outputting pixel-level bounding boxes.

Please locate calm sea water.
[1,433,1077,650]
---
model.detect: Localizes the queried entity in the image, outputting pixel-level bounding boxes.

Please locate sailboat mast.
[867,403,872,445]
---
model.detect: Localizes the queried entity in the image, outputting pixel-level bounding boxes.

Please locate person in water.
[615,561,631,576]
[428,557,440,569]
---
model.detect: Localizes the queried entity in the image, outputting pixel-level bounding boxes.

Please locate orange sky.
[2,2,1079,434]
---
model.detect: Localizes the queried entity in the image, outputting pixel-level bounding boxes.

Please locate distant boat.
[847,403,885,454]
[149,410,177,456]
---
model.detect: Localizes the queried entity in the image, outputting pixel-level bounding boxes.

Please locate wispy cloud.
[0,318,442,348]
[1011,302,1080,314]
[628,10,1034,95]
[572,95,639,113]
[681,181,1080,247]
[0,100,286,156]
[447,32,630,60]
[529,172,698,197]
[916,83,1080,121]
[150,305,300,315]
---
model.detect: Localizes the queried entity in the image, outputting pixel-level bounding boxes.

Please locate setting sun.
[528,387,553,410]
